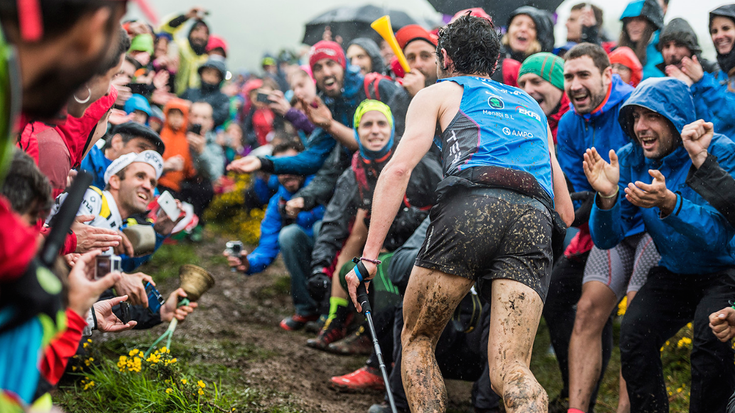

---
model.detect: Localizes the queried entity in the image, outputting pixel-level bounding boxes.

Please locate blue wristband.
[353,263,365,282]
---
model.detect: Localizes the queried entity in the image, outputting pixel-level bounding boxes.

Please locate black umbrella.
[426,0,564,27]
[303,4,418,46]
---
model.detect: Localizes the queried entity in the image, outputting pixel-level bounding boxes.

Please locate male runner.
[346,15,574,413]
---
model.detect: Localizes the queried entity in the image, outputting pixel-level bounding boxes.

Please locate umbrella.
[303,4,418,46]
[427,0,564,27]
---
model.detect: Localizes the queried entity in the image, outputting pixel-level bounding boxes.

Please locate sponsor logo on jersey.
[502,127,534,138]
[515,105,542,123]
[487,95,504,109]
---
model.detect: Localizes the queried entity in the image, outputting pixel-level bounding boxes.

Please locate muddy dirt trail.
[106,232,475,413]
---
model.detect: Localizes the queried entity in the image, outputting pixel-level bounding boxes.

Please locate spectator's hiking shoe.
[306,311,353,350]
[331,366,385,391]
[327,325,373,355]
[280,314,319,331]
[304,314,327,334]
[367,402,407,413]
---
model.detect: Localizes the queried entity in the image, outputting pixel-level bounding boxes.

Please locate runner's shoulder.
[414,81,462,105]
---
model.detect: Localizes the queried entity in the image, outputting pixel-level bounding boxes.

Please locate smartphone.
[158,191,180,221]
[95,254,121,279]
[145,282,165,314]
[188,124,202,135]
[256,92,271,103]
[119,302,131,324]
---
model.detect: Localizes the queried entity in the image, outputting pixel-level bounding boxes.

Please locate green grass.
[141,243,201,282]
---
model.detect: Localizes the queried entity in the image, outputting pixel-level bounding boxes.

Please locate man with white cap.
[48,150,182,305]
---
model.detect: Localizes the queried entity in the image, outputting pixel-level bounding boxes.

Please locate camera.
[188,123,202,135]
[225,241,244,273]
[256,92,272,104]
[145,282,165,314]
[95,253,122,279]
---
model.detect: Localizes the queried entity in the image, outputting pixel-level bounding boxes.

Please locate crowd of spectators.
[5,0,735,412]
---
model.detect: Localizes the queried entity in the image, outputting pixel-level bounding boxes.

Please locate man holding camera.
[49,150,182,304]
[225,140,326,331]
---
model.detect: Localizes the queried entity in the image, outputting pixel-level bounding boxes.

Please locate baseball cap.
[111,121,166,155]
[104,150,163,185]
[395,25,438,50]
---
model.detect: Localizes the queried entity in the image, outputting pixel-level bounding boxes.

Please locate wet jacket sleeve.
[556,116,589,195]
[159,13,188,34]
[589,157,638,249]
[246,195,283,275]
[310,170,359,271]
[685,153,735,227]
[660,190,735,249]
[295,205,325,230]
[40,308,86,385]
[284,108,316,135]
[690,72,735,133]
[260,128,335,175]
[295,145,349,210]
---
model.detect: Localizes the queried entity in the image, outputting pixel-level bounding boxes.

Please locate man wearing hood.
[585,77,735,413]
[346,38,386,76]
[159,6,210,95]
[181,56,230,127]
[517,52,570,144]
[548,43,640,413]
[395,24,439,98]
[672,5,735,141]
[657,18,719,76]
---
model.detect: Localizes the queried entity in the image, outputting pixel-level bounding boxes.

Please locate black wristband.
[258,157,275,173]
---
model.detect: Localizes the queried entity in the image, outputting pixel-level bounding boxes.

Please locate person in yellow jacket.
[159,7,210,95]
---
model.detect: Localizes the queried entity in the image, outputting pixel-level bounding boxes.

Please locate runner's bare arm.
[346,86,441,310]
[548,126,574,226]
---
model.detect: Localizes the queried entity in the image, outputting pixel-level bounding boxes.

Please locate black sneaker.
[306,312,353,350]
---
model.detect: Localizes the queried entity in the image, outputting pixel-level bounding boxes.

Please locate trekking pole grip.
[356,282,371,314]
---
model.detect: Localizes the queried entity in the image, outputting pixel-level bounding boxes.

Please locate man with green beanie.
[517,52,570,143]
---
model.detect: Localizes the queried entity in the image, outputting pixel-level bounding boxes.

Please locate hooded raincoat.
[620,0,665,79]
[159,14,210,95]
[347,38,386,75]
[689,5,735,140]
[158,99,197,192]
[590,77,735,274]
[180,56,231,127]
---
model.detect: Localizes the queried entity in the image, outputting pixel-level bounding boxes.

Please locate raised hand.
[665,65,693,87]
[583,148,620,197]
[681,55,704,84]
[624,170,677,215]
[94,296,138,332]
[681,119,713,168]
[226,156,262,174]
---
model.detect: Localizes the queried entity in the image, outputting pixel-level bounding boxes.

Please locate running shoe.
[331,366,384,391]
[305,312,353,350]
[327,325,373,355]
[279,314,319,331]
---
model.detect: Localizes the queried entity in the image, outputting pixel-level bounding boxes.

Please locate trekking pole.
[356,282,398,413]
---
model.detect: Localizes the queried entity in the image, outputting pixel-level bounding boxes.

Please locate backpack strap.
[363,73,386,101]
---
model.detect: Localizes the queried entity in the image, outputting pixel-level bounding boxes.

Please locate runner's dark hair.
[436,14,500,77]
[1,150,52,217]
[272,138,304,156]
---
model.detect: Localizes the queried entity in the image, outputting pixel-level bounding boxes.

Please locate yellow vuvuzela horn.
[371,15,410,74]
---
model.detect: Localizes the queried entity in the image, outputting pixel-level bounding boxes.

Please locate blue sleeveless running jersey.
[437,76,554,198]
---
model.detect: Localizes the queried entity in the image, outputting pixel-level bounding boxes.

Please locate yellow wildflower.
[181,379,188,385]
[198,389,204,396]
[83,381,95,391]
[87,339,92,343]
[165,358,177,365]
[165,388,173,394]
[129,349,140,357]
[83,342,89,349]
[198,380,206,388]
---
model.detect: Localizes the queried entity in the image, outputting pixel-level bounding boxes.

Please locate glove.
[570,191,595,228]
[307,270,331,302]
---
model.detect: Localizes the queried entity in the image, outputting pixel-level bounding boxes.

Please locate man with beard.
[395,25,438,97]
[585,77,735,413]
[548,43,659,413]
[517,52,570,143]
[227,40,409,177]
[181,56,230,127]
[345,15,573,413]
[160,6,210,95]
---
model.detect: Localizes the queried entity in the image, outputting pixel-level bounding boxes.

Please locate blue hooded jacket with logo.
[590,77,735,274]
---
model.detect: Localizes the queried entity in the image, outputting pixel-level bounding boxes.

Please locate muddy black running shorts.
[415,187,553,302]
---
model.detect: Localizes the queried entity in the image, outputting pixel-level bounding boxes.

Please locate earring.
[74,87,92,104]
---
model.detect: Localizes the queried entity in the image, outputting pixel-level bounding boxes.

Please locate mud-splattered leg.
[487,279,547,413]
[401,265,474,413]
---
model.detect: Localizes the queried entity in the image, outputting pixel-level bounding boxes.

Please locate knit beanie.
[129,34,154,55]
[309,41,346,70]
[353,100,395,160]
[517,52,564,90]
